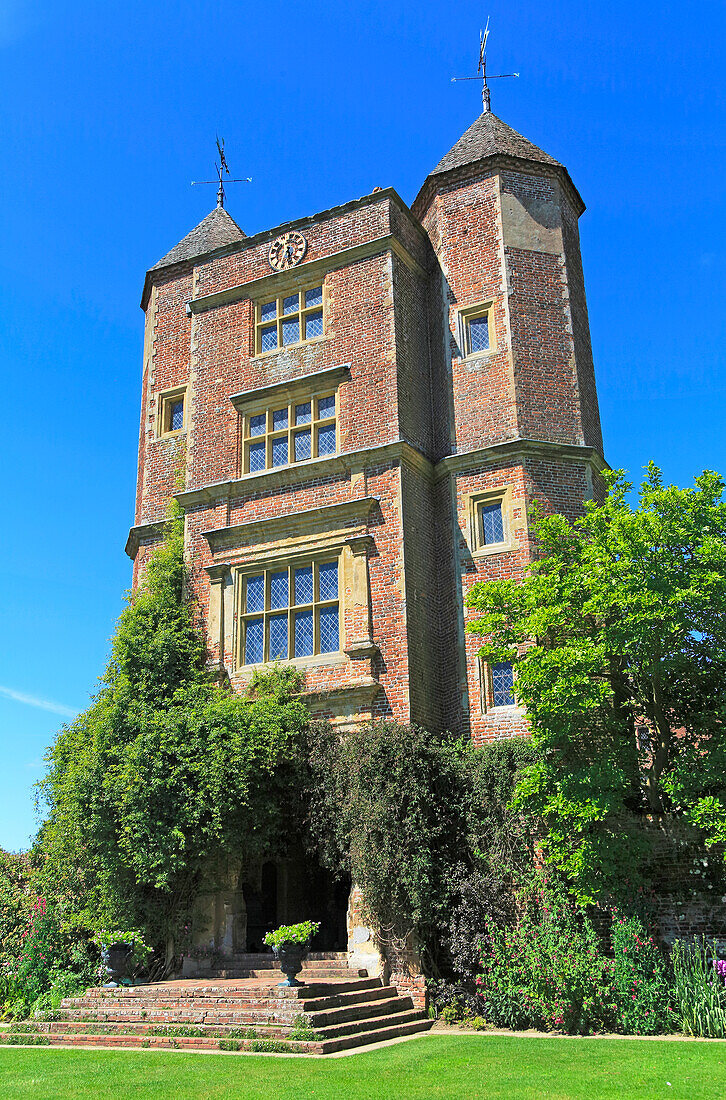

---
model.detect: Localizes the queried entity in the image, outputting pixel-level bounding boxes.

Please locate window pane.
[272,436,288,467]
[249,413,266,437]
[270,570,289,609]
[294,565,313,605]
[268,614,288,660]
[492,662,515,707]
[481,503,504,545]
[282,317,300,345]
[248,440,266,472]
[294,429,311,462]
[244,618,264,664]
[319,605,339,653]
[319,561,338,601]
[295,402,311,425]
[305,311,323,340]
[272,407,288,431]
[294,609,314,657]
[317,424,336,457]
[468,314,490,354]
[305,286,323,307]
[246,575,264,613]
[170,399,184,431]
[261,325,278,352]
[317,394,335,419]
[261,300,277,322]
[282,293,299,314]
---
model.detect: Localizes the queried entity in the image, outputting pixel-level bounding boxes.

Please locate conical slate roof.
[430,111,562,177]
[150,206,246,272]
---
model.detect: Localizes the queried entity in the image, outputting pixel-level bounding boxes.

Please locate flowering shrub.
[478,879,616,1034]
[672,938,726,1038]
[611,914,674,1034]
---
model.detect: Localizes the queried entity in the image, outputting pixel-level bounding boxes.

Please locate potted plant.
[263,921,321,987]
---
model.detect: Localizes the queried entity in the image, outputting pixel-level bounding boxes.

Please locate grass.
[1,1034,726,1099]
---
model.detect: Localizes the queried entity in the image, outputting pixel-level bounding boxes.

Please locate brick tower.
[126,103,605,960]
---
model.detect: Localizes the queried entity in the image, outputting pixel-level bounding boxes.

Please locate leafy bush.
[611,914,675,1034]
[478,878,615,1034]
[306,720,472,963]
[36,505,310,963]
[263,921,320,949]
[672,938,726,1038]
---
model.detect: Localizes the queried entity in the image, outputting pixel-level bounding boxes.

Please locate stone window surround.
[478,657,519,714]
[253,278,327,357]
[465,484,519,558]
[236,553,342,669]
[203,497,380,678]
[456,299,497,361]
[155,385,187,439]
[230,364,350,479]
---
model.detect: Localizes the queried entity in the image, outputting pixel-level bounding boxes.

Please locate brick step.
[63,980,389,1014]
[20,1005,420,1043]
[2,1033,316,1054]
[70,976,381,1004]
[4,1015,432,1056]
[222,968,367,980]
[307,994,414,1027]
[315,1008,425,1040]
[317,1017,433,1054]
[22,1020,294,1039]
[227,952,348,965]
[57,988,400,1026]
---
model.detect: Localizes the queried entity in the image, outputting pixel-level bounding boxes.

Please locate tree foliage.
[36,506,309,956]
[466,464,726,902]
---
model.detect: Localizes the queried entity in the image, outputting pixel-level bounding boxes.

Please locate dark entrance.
[242,861,277,952]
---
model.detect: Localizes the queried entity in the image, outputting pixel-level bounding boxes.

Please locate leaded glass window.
[462,307,493,358]
[479,502,505,546]
[242,392,337,473]
[255,282,325,354]
[492,661,515,707]
[239,559,341,666]
[158,388,186,436]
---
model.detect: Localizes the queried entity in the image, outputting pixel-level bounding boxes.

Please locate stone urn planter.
[262,920,321,988]
[100,942,133,987]
[273,940,311,987]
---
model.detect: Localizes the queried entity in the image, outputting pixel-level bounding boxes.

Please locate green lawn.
[1,1034,725,1100]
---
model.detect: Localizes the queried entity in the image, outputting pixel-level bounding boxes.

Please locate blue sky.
[1,1,724,851]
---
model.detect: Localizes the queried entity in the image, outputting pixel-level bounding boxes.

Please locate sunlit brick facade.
[127,108,606,747]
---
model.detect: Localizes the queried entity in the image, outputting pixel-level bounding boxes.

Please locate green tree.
[37,505,309,962]
[466,465,726,902]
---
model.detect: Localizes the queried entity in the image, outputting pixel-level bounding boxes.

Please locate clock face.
[268,231,307,271]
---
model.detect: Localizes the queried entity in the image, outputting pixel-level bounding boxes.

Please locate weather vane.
[191,137,252,208]
[451,19,519,113]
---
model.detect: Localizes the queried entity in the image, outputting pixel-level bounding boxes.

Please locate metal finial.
[451,18,519,113]
[191,137,252,207]
[479,19,491,112]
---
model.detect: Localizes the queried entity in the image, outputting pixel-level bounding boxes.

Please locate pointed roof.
[431,111,561,177]
[149,206,246,272]
[413,110,583,219]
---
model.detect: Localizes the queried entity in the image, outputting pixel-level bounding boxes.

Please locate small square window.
[471,492,512,554]
[158,388,186,437]
[461,305,494,358]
